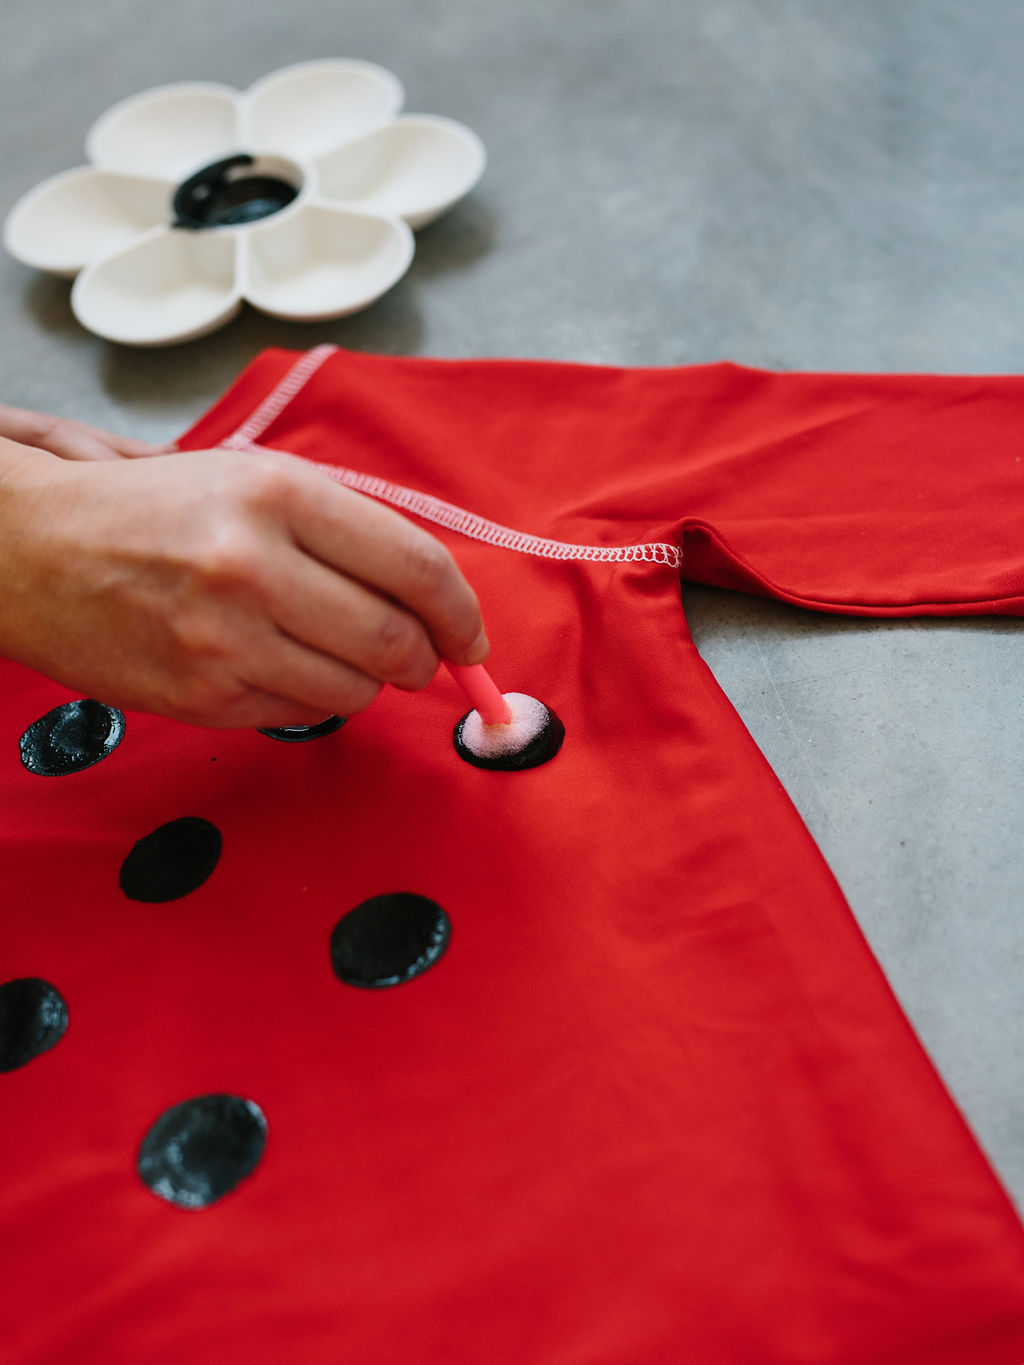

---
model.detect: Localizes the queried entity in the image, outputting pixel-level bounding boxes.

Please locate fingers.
[193,687,354,732]
[280,468,489,667]
[0,406,117,461]
[164,619,384,729]
[195,687,341,732]
[0,403,171,461]
[106,434,178,459]
[252,544,444,691]
[243,630,384,719]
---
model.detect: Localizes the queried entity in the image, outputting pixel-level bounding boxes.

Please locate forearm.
[0,438,80,676]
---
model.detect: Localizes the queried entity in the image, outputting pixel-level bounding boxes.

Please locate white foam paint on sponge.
[458,692,550,760]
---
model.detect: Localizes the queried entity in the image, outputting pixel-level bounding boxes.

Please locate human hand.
[0,401,174,461]
[0,439,487,729]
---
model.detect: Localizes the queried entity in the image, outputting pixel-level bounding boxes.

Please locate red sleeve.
[177,347,1024,618]
[670,366,1024,617]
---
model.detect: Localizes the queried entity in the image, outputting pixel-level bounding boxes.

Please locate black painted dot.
[119,817,222,903]
[0,978,68,1072]
[19,699,125,776]
[453,704,565,772]
[330,893,451,989]
[138,1094,267,1209]
[258,716,347,742]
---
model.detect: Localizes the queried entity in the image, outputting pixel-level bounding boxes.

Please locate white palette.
[3,60,486,345]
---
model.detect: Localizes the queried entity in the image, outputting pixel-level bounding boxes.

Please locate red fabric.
[3,346,1024,1364]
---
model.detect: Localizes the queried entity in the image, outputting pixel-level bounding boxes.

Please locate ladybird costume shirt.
[3,344,1024,1365]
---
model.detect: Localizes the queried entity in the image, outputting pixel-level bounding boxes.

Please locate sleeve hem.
[680,520,1024,618]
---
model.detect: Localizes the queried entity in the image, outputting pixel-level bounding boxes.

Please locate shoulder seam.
[227,435,683,567]
[222,346,682,568]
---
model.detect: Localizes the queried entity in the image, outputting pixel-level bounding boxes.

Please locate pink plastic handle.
[446,663,513,726]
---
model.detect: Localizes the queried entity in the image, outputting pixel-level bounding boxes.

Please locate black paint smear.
[453,704,565,771]
[19,699,125,776]
[0,978,68,1072]
[138,1094,267,1209]
[120,817,222,903]
[258,716,347,743]
[330,893,451,989]
[173,154,298,229]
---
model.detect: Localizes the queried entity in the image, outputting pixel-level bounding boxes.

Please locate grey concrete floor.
[1,0,1022,1208]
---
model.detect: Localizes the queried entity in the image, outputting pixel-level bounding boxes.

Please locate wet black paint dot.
[119,817,222,903]
[453,704,565,772]
[138,1094,267,1209]
[258,716,347,742]
[330,893,451,989]
[19,699,125,776]
[0,978,68,1072]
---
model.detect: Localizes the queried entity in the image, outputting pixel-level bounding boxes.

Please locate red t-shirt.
[3,345,1024,1364]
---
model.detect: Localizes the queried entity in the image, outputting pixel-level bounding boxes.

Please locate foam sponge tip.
[453,692,565,772]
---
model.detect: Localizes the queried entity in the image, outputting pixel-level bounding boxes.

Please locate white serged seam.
[227,344,338,446]
[222,348,683,569]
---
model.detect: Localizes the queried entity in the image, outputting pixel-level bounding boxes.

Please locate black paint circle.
[258,716,347,743]
[19,699,125,776]
[330,893,451,989]
[453,704,565,772]
[137,1094,267,1209]
[119,817,222,903]
[0,978,68,1072]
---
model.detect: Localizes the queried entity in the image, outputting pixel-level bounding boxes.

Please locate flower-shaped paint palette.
[3,61,486,345]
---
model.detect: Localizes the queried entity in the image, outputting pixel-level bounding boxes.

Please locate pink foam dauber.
[445,663,514,727]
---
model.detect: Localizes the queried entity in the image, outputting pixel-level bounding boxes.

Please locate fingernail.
[461,630,490,666]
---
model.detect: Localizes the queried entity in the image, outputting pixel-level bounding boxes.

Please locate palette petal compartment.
[3,60,486,345]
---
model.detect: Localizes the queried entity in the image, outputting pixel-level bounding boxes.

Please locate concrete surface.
[1,0,1022,1206]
